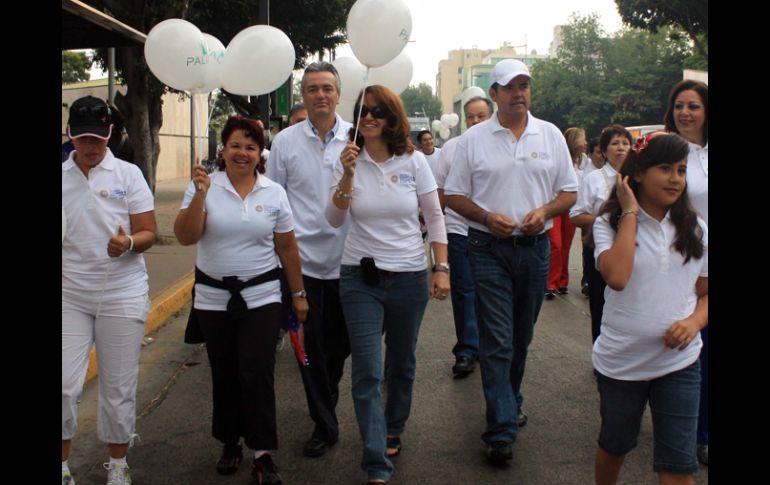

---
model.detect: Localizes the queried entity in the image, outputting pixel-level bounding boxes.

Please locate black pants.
[281,273,350,442]
[197,302,282,450]
[583,246,607,343]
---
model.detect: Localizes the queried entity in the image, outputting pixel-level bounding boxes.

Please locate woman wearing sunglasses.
[325,85,449,485]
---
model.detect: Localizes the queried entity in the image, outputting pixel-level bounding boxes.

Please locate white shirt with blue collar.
[267,114,352,279]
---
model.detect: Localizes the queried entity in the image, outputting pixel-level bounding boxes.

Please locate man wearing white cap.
[444,59,578,465]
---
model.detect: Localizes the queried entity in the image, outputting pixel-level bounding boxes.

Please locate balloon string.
[192,91,202,190]
[352,68,370,142]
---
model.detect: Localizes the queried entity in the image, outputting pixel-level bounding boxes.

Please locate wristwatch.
[432,262,450,272]
[291,290,307,298]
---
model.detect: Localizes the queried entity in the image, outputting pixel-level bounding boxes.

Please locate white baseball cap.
[490,59,532,87]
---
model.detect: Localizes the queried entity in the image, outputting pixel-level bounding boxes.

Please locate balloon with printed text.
[144,19,208,91]
[346,0,412,68]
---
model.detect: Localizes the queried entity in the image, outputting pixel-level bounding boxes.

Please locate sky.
[333,0,627,90]
[89,0,627,91]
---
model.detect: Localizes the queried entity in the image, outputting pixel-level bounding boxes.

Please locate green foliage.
[614,0,707,59]
[400,83,443,122]
[530,14,691,137]
[62,51,92,84]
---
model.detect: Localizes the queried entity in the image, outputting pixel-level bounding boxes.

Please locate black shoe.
[517,411,528,428]
[487,441,513,465]
[303,436,337,457]
[216,443,242,475]
[545,289,556,300]
[558,286,568,295]
[252,454,282,484]
[697,444,708,466]
[452,356,476,377]
[581,283,589,298]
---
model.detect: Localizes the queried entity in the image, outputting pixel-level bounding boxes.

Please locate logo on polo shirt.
[99,189,109,198]
[532,151,551,160]
[255,204,263,212]
[390,175,399,183]
[109,188,127,199]
[398,173,415,185]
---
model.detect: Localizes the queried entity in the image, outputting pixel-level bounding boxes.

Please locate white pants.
[62,294,149,443]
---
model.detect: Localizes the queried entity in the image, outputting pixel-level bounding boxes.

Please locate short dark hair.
[588,137,600,153]
[417,130,433,143]
[599,124,632,155]
[288,104,306,120]
[217,115,266,173]
[301,61,341,93]
[664,79,708,143]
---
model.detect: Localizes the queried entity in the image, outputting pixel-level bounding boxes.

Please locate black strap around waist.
[194,266,280,317]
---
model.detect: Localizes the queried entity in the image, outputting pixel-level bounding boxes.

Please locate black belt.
[469,227,549,247]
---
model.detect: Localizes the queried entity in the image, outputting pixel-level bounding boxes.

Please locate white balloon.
[431,120,443,132]
[439,127,451,139]
[347,0,412,68]
[192,33,226,94]
[145,19,208,91]
[221,25,296,96]
[461,86,487,107]
[440,114,452,126]
[447,113,460,128]
[62,207,67,244]
[336,97,356,123]
[332,57,367,102]
[368,51,413,94]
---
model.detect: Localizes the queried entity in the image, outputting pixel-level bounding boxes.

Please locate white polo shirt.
[569,164,617,218]
[686,141,708,224]
[444,112,578,235]
[181,171,293,311]
[334,148,438,271]
[422,147,442,180]
[266,115,352,279]
[62,149,154,301]
[592,210,708,381]
[435,137,467,236]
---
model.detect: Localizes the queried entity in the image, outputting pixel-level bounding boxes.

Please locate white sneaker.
[103,462,132,485]
[62,470,75,485]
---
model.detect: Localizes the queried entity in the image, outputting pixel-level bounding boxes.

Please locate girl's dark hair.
[664,80,708,143]
[351,85,415,156]
[217,115,266,173]
[599,133,704,263]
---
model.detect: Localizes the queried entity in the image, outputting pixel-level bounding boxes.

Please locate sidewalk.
[67,223,710,484]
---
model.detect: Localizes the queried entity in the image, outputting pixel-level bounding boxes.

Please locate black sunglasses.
[359,105,387,119]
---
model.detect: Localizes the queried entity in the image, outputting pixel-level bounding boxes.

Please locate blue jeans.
[467,228,549,444]
[448,233,479,360]
[697,326,708,445]
[595,361,701,475]
[340,265,429,481]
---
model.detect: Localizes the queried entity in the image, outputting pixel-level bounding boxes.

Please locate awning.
[62,0,146,49]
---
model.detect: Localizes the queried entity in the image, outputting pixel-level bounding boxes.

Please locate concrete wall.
[62,80,209,182]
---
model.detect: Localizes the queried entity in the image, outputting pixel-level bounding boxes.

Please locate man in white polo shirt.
[435,96,493,378]
[266,61,352,458]
[444,59,578,466]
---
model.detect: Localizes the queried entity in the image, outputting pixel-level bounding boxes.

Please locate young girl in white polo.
[592,132,707,485]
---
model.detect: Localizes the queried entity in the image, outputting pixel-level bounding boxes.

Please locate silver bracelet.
[126,235,135,252]
[335,190,353,200]
[619,210,638,221]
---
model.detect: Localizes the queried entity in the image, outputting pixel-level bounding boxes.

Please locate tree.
[89,0,355,191]
[400,83,442,122]
[531,13,689,136]
[62,51,92,84]
[614,0,707,60]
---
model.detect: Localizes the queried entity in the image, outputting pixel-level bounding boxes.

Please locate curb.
[83,270,195,383]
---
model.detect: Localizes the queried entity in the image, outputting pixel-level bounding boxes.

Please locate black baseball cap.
[67,96,113,140]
